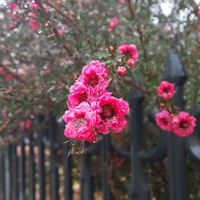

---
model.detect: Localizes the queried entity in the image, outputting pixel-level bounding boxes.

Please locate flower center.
[179,121,188,129]
[101,104,115,119]
[79,92,87,102]
[163,87,169,93]
[162,117,169,125]
[88,74,99,87]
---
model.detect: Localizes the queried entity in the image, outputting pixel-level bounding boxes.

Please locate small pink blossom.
[172,112,196,137]
[118,0,127,4]
[67,83,88,109]
[28,18,40,31]
[0,67,5,75]
[29,2,40,11]
[127,58,136,68]
[195,9,200,17]
[7,2,18,10]
[108,17,119,32]
[117,66,127,77]
[63,102,100,142]
[5,73,14,81]
[118,43,139,63]
[97,93,129,134]
[79,60,109,88]
[157,81,176,100]
[155,110,172,132]
[118,44,129,54]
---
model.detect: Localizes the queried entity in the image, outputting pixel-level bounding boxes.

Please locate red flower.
[155,110,172,132]
[78,60,109,90]
[157,81,176,100]
[172,112,196,137]
[63,102,100,142]
[97,93,129,134]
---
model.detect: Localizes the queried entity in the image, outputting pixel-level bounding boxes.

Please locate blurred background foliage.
[0,0,200,199]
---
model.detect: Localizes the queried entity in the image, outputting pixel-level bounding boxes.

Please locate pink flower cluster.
[116,43,139,77]
[155,81,196,137]
[118,44,138,67]
[156,111,196,137]
[108,17,119,32]
[63,60,130,142]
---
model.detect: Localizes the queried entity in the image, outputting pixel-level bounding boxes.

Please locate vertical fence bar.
[19,138,25,200]
[101,135,112,200]
[81,152,94,200]
[63,144,73,200]
[5,144,12,200]
[39,136,46,200]
[29,135,35,200]
[48,114,59,200]
[163,49,188,200]
[12,144,19,200]
[0,154,6,200]
[129,91,151,200]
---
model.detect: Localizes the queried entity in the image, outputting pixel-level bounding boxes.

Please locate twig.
[127,0,135,18]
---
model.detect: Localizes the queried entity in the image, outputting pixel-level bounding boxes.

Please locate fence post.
[63,143,73,200]
[48,114,59,200]
[129,90,151,200]
[0,154,6,200]
[101,135,113,200]
[29,135,35,200]
[81,152,94,200]
[163,49,189,200]
[19,138,25,200]
[12,144,19,200]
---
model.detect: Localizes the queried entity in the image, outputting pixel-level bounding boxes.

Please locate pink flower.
[118,43,139,63]
[128,44,138,61]
[67,83,88,109]
[0,67,5,75]
[195,9,200,17]
[155,110,172,132]
[97,93,129,134]
[118,0,127,4]
[79,60,109,88]
[5,73,14,81]
[63,102,100,142]
[108,17,119,32]
[117,66,127,77]
[157,81,176,100]
[118,44,129,54]
[29,2,40,11]
[172,112,196,137]
[28,18,40,31]
[7,2,18,10]
[127,58,136,68]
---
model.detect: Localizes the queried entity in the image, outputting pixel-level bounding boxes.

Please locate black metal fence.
[0,49,200,200]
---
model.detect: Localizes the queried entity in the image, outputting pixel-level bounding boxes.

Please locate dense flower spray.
[63,60,130,148]
[155,81,196,137]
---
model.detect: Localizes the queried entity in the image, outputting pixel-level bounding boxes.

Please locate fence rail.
[0,49,200,200]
